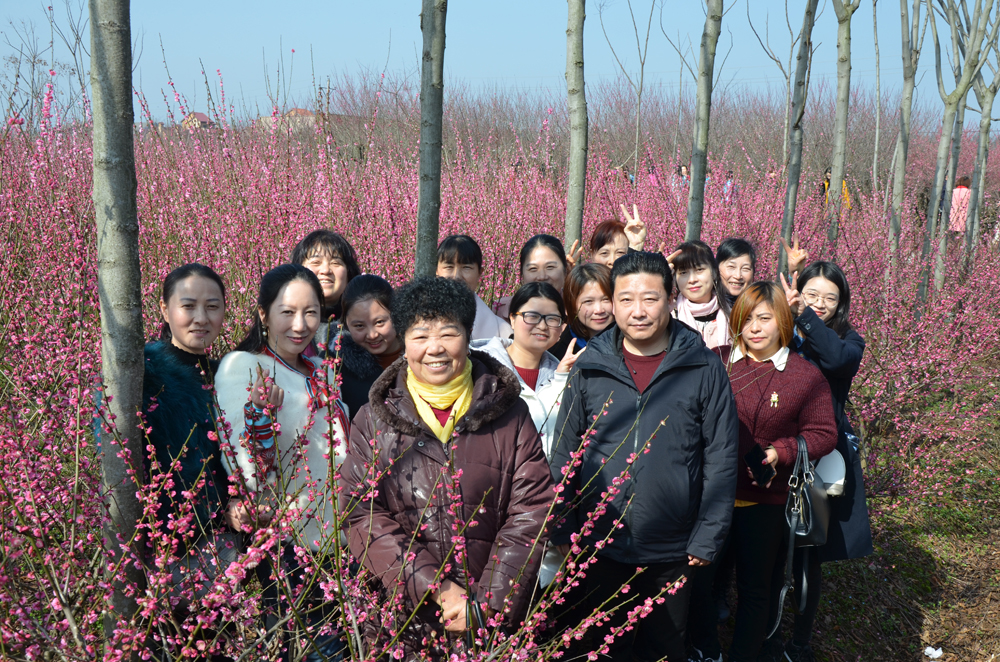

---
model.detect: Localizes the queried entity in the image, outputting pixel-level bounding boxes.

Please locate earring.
[263,325,268,338]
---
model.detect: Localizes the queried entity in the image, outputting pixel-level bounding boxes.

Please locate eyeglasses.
[514,311,565,328]
[802,291,840,308]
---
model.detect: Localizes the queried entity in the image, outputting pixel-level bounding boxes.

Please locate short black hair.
[610,251,674,295]
[341,274,394,321]
[290,230,362,282]
[716,237,757,272]
[795,260,853,338]
[508,281,566,322]
[437,234,483,270]
[391,276,477,341]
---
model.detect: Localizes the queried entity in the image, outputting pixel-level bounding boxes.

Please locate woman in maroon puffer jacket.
[339,276,554,659]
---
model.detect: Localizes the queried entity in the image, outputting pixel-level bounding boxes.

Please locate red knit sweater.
[724,348,838,505]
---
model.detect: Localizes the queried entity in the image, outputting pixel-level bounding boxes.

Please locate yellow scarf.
[406,360,474,442]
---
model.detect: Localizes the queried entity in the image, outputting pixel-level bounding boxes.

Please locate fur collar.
[336,332,384,379]
[368,350,522,437]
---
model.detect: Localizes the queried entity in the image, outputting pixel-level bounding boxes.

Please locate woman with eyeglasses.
[776,261,873,662]
[473,281,583,593]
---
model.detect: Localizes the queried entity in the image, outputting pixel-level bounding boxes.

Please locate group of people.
[141,212,873,662]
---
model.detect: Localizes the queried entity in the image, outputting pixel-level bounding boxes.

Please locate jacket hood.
[336,332,384,380]
[580,318,708,376]
[470,337,560,391]
[367,350,522,438]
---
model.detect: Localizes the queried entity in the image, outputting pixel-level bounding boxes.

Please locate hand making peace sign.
[620,204,648,251]
[780,232,809,277]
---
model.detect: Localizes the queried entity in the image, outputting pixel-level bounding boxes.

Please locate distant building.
[181,112,214,130]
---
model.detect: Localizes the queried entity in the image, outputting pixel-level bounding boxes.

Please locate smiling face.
[576,281,613,335]
[613,272,672,353]
[510,297,566,355]
[521,246,567,292]
[260,279,321,364]
[675,261,715,304]
[800,275,840,324]
[436,260,482,294]
[593,234,630,270]
[741,301,782,361]
[344,299,400,357]
[159,275,226,354]
[302,250,348,306]
[720,254,754,297]
[403,317,469,386]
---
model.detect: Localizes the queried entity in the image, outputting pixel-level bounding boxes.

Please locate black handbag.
[768,436,831,638]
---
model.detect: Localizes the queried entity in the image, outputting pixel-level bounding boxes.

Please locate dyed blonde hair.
[728,281,794,352]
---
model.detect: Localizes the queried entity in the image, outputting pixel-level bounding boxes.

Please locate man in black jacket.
[550,251,738,662]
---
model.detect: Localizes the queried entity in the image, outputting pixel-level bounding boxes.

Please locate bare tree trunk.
[828,0,861,248]
[415,0,447,277]
[779,0,819,275]
[685,0,723,241]
[89,0,145,647]
[872,0,882,195]
[934,93,967,289]
[919,0,997,303]
[968,86,996,259]
[890,0,926,261]
[565,0,588,250]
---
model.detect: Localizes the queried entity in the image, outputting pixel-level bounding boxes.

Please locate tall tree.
[967,47,1000,260]
[827,0,861,249]
[415,0,447,277]
[919,0,997,303]
[89,0,145,646]
[685,0,724,241]
[779,0,820,275]
[890,0,928,262]
[565,0,589,251]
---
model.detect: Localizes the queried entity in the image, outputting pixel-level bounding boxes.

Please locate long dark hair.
[235,264,325,354]
[159,263,226,341]
[672,240,731,314]
[795,261,853,338]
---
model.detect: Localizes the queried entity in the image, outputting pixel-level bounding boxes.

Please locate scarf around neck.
[675,294,730,349]
[405,360,474,443]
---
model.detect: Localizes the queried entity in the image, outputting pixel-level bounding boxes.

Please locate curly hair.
[391,276,477,341]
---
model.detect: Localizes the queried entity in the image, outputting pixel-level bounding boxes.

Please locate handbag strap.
[768,435,810,639]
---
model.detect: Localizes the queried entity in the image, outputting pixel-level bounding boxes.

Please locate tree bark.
[685,0,723,242]
[934,91,967,289]
[890,0,925,261]
[89,0,145,646]
[779,0,819,275]
[415,0,447,277]
[828,0,861,249]
[872,0,882,195]
[564,0,588,251]
[967,89,993,258]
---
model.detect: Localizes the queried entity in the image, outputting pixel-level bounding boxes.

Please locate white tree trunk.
[565,0,588,250]
[968,89,994,258]
[890,0,925,260]
[89,0,145,644]
[934,94,967,290]
[918,101,958,303]
[828,0,860,248]
[415,0,447,277]
[872,0,882,195]
[685,0,723,241]
[779,0,820,275]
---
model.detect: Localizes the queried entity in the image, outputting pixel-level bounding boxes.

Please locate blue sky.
[2,1,936,119]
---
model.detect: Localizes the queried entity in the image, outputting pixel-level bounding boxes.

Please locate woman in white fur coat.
[216,264,349,553]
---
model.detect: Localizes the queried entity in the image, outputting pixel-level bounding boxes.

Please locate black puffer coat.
[794,306,873,561]
[340,352,554,642]
[550,320,739,565]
